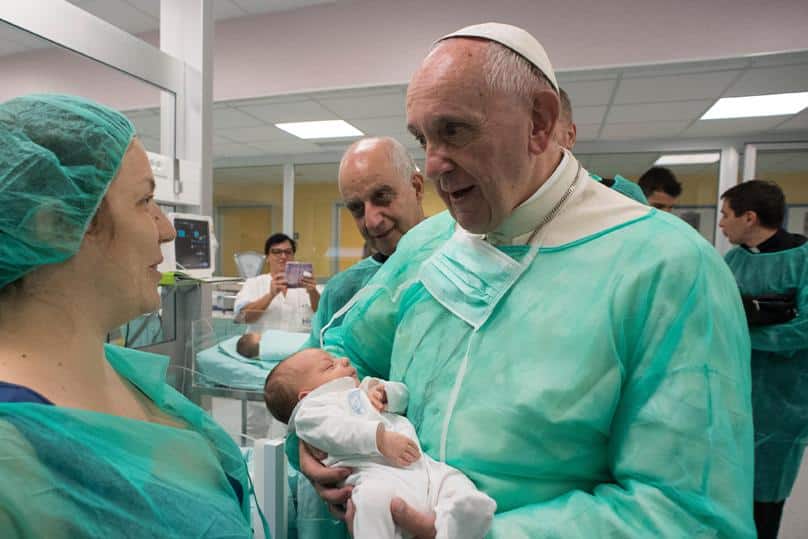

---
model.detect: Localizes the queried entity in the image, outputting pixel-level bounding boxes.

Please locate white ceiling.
[173,51,808,169]
[3,1,808,177]
[0,0,337,56]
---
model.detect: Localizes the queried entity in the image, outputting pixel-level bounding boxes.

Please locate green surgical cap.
[0,94,135,289]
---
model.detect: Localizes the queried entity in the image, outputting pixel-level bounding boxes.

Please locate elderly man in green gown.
[301,23,755,538]
[304,136,426,349]
[294,136,426,538]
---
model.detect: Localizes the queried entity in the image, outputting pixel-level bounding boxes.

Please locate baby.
[236,332,260,359]
[264,348,496,539]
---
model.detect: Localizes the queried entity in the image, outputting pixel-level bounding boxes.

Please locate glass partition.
[0,20,181,347]
[0,21,167,153]
[292,161,449,280]
[755,148,808,234]
[293,163,341,280]
[213,165,284,277]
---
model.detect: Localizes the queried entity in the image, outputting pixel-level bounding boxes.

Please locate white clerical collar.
[484,149,576,245]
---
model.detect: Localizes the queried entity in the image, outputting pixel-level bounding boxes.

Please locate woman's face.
[85,139,176,323]
[266,240,295,275]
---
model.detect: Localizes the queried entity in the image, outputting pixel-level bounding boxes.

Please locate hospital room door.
[218,206,274,277]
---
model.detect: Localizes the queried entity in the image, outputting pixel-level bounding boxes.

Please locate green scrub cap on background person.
[0,94,135,289]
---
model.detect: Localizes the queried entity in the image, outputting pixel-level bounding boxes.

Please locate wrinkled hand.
[368,384,388,412]
[377,427,420,467]
[345,498,356,537]
[299,439,353,519]
[347,496,438,539]
[391,498,436,539]
[270,272,288,297]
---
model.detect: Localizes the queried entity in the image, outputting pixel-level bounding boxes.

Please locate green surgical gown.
[0,345,259,538]
[725,244,808,502]
[590,173,648,204]
[303,255,382,350]
[325,210,755,538]
[296,255,383,539]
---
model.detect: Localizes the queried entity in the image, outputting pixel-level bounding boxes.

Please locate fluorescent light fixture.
[654,153,721,166]
[700,92,808,120]
[275,120,363,139]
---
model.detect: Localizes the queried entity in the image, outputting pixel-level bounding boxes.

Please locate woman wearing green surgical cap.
[0,94,259,538]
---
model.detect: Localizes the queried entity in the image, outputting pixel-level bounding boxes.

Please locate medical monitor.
[159,212,216,279]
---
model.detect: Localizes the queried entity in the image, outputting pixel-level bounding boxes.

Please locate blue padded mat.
[195,330,308,390]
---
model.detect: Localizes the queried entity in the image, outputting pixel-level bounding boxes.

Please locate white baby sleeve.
[383,381,409,414]
[294,393,382,458]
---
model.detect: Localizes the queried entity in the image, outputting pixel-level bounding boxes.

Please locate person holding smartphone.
[234,232,320,439]
[234,233,320,333]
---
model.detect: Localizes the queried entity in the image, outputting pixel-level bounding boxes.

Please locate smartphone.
[285,261,313,288]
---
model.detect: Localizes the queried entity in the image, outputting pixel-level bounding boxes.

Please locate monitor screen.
[174,217,211,271]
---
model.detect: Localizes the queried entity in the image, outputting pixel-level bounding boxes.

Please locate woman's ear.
[528,88,560,155]
[84,198,113,240]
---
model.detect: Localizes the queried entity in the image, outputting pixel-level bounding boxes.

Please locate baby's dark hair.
[236,333,260,358]
[264,353,303,424]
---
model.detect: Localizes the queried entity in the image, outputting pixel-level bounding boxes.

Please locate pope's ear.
[528,88,560,155]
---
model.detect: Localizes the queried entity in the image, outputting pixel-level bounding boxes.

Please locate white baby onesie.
[289,377,496,539]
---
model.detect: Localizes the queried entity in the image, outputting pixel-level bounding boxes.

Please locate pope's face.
[406,39,538,234]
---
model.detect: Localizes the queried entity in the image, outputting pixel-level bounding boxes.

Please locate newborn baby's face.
[296,349,358,392]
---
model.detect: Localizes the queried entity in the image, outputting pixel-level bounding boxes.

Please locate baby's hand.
[369,384,388,412]
[377,425,420,467]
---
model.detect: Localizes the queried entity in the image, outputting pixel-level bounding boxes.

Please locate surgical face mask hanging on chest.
[419,230,527,329]
[419,163,581,330]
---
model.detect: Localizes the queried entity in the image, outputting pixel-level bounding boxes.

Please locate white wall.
[212,0,808,100]
[0,31,162,110]
[3,0,808,107]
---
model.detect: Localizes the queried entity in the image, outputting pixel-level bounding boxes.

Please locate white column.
[742,144,757,182]
[715,146,740,255]
[253,438,288,539]
[283,163,295,236]
[160,0,214,215]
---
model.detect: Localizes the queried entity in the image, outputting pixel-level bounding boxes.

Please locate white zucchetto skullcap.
[436,22,559,92]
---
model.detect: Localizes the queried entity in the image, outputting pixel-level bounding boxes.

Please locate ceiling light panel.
[654,153,721,166]
[701,92,808,120]
[275,120,363,139]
